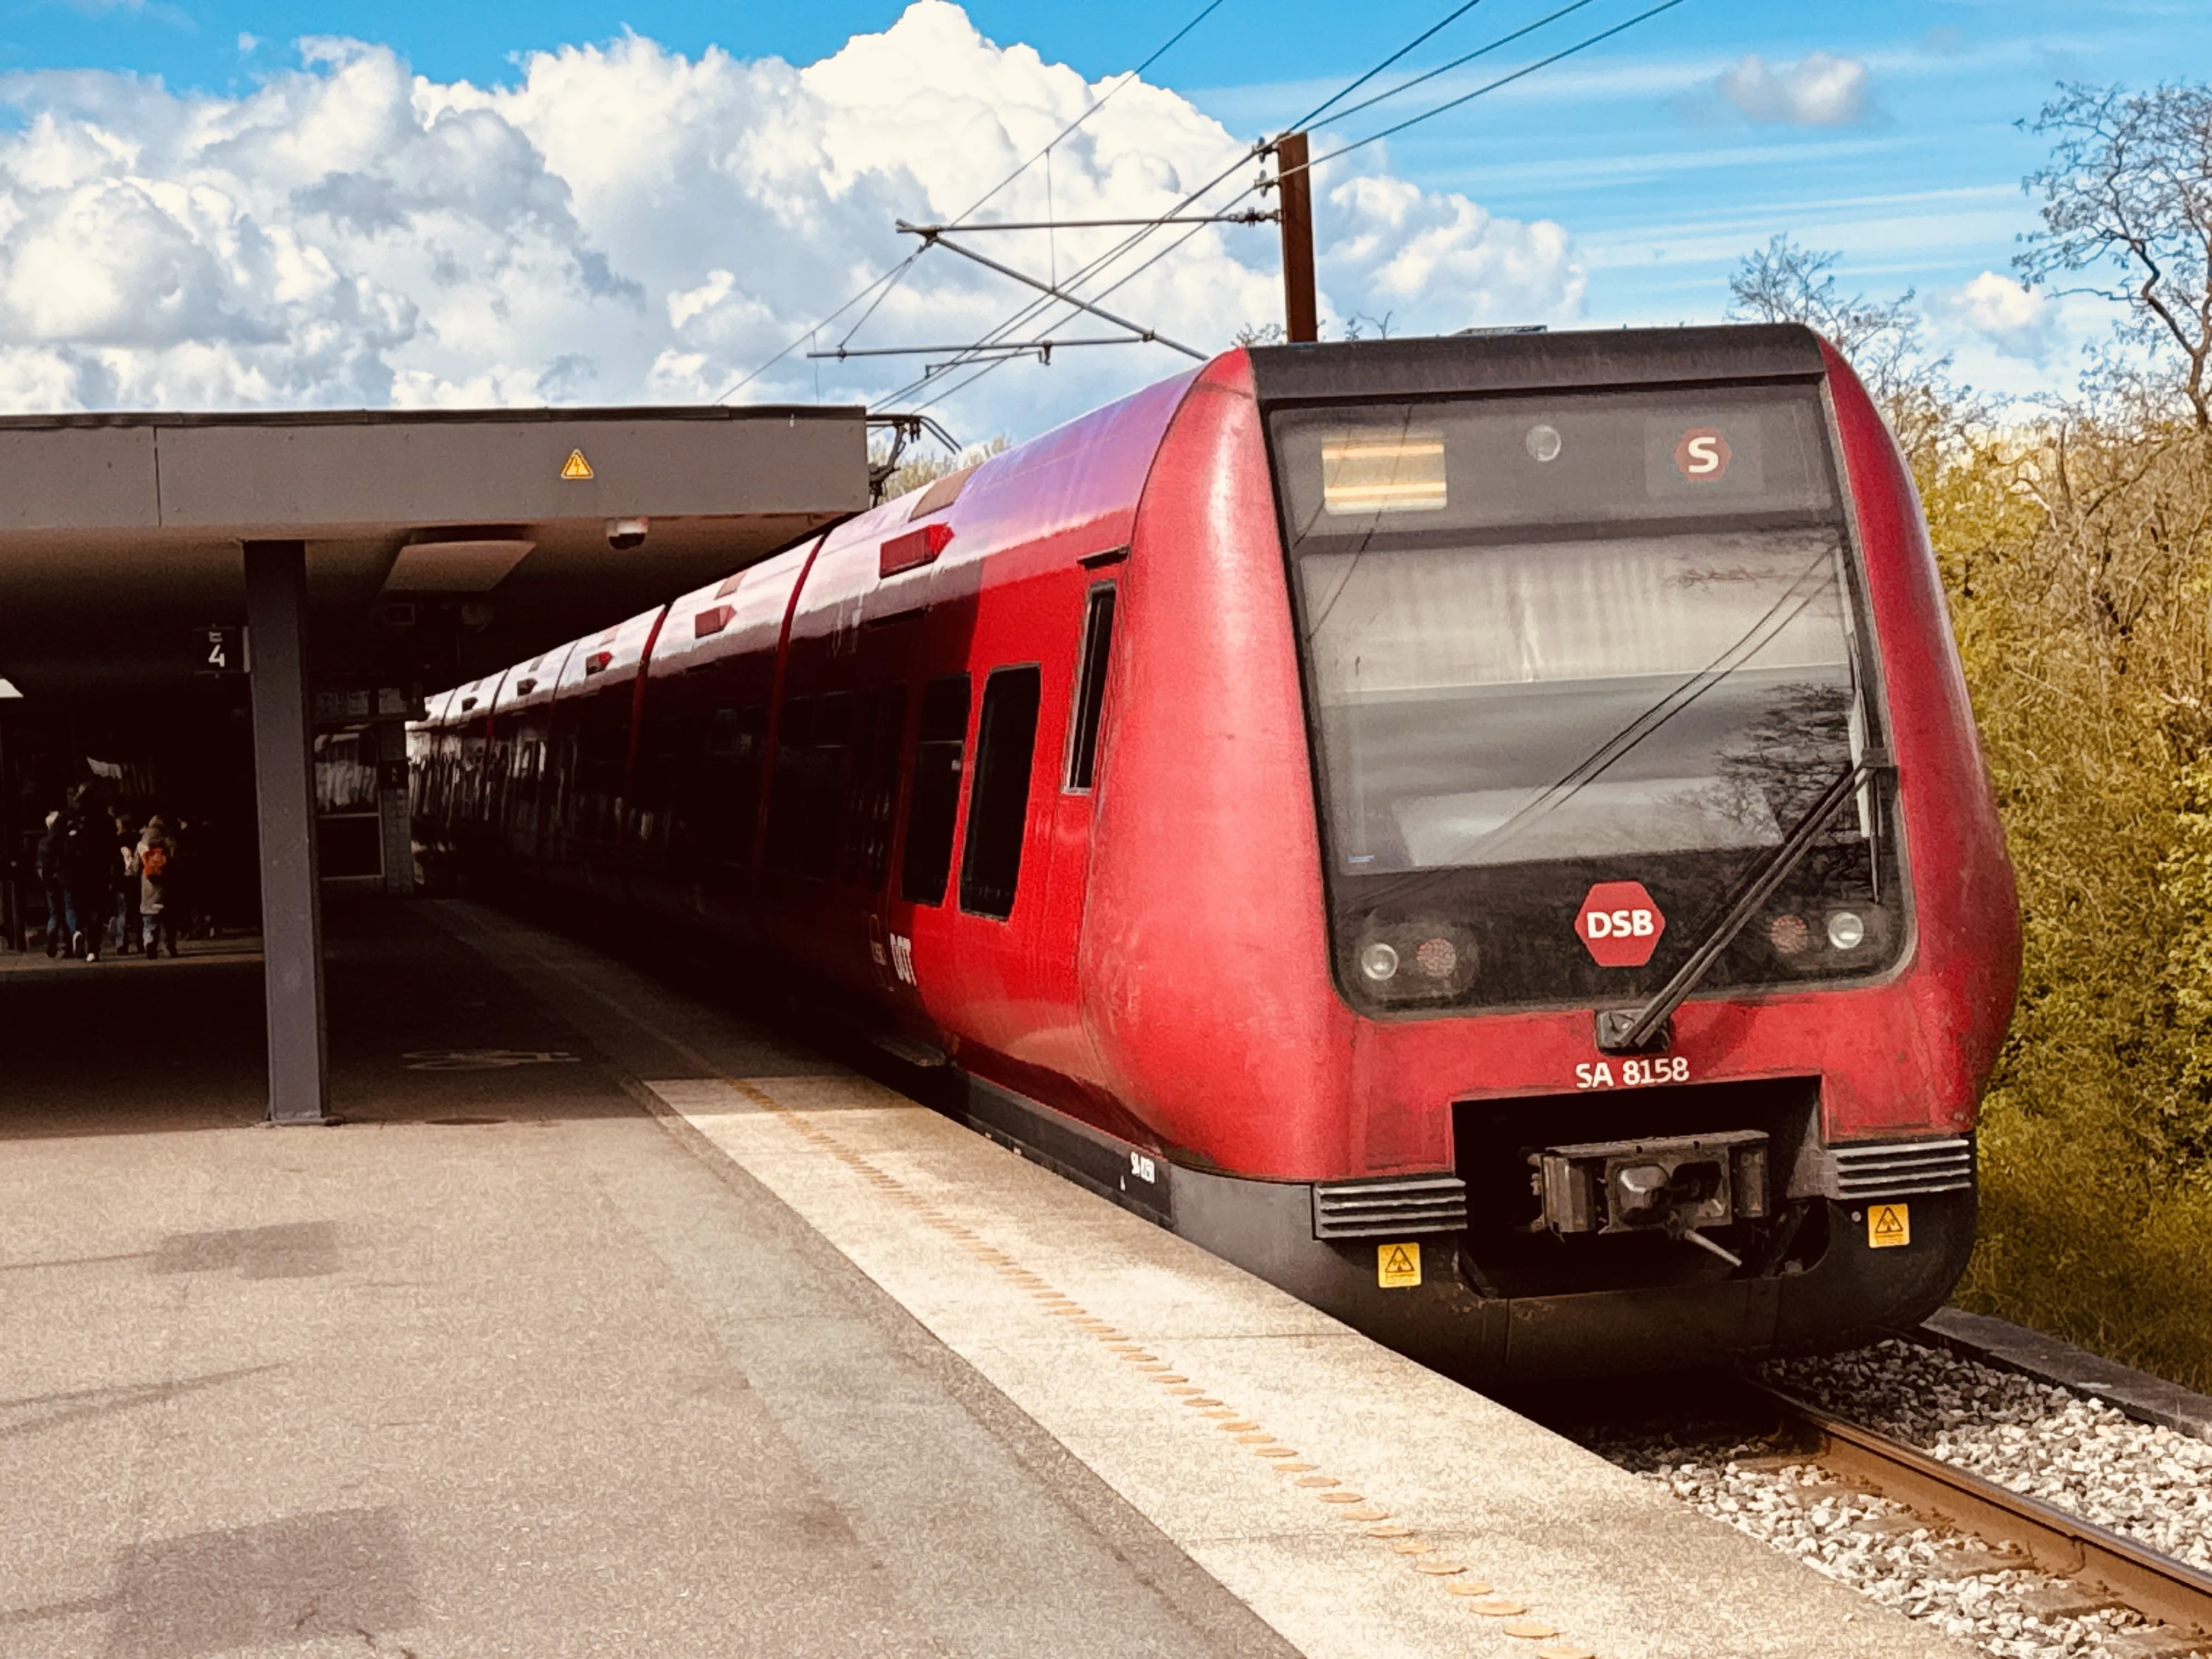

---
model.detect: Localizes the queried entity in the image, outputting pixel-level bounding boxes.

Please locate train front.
[1095,324,2020,1381]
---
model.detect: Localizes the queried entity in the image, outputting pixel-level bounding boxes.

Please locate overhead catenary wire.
[872,142,1268,405]
[872,0,1505,404]
[866,0,1509,408]
[893,3,1645,413]
[1283,0,1492,132]
[923,0,1588,363]
[1314,0,1602,133]
[1059,0,1696,358]
[713,256,922,403]
[888,0,1696,415]
[1306,0,1692,172]
[714,0,1229,404]
[895,184,1251,412]
[870,0,1573,405]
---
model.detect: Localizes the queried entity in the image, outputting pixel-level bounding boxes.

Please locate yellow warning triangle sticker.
[560,448,594,481]
[1867,1204,1910,1248]
[1376,1242,1422,1287]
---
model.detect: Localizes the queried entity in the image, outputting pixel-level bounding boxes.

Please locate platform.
[0,901,1972,1658]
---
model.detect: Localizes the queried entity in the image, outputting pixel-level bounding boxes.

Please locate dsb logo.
[1584,908,1656,939]
[1576,880,1667,968]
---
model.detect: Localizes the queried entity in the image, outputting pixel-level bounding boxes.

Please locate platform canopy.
[0,403,870,700]
[0,402,870,1130]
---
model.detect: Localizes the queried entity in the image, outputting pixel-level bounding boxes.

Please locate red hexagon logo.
[1576,881,1666,967]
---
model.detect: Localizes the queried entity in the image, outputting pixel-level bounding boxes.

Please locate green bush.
[1922,414,2212,1389]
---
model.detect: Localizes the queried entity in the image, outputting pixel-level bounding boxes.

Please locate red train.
[414,325,2021,1380]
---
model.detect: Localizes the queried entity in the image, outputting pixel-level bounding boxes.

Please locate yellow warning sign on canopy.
[1377,1242,1422,1288]
[1867,1204,1910,1249]
[559,448,594,481]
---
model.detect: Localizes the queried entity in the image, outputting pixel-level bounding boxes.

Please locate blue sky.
[0,0,2201,422]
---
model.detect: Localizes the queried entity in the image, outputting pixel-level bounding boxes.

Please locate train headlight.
[1359,941,1401,982]
[1826,910,1866,951]
[1350,918,1478,1003]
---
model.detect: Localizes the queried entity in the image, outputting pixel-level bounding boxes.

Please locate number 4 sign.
[198,626,248,676]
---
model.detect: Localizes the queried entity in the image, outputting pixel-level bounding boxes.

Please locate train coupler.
[1532,1130,1771,1240]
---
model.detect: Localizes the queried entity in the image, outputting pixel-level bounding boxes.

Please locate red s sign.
[1674,427,1731,481]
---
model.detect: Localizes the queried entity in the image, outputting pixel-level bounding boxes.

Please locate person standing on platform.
[110,812,141,956]
[34,810,64,957]
[54,787,110,961]
[138,815,179,960]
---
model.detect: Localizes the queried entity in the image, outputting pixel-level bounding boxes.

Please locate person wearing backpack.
[54,788,111,962]
[139,816,179,959]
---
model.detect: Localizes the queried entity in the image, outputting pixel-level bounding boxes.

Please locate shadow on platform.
[0,898,643,1139]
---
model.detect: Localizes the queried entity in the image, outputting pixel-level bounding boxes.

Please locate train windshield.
[1269,382,1903,1014]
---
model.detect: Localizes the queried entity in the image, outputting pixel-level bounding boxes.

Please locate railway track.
[1748,1381,2212,1657]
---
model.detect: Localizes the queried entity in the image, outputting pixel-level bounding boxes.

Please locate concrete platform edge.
[645,1083,1974,1659]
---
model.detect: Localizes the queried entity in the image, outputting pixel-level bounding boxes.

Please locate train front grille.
[1828,1136,1974,1199]
[1311,1175,1470,1239]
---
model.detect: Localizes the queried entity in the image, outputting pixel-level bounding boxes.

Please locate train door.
[500,645,573,869]
[1024,569,1121,1079]
[447,676,496,862]
[540,608,660,899]
[639,548,812,946]
[762,526,909,996]
[890,550,1080,1073]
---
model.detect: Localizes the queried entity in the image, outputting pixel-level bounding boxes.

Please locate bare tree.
[2018,83,2212,428]
[1726,234,1939,405]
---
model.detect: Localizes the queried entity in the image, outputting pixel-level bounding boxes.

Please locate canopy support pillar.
[245,538,330,1126]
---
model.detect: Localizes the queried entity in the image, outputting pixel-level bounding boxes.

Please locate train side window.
[960,665,1043,920]
[846,684,909,891]
[800,692,853,881]
[900,675,971,905]
[693,703,767,873]
[1064,583,1117,792]
[764,695,815,873]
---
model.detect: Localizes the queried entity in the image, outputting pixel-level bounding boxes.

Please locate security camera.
[606,517,648,551]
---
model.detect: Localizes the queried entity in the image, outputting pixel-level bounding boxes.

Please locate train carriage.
[413,324,2020,1381]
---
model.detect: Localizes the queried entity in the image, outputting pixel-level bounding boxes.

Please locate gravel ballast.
[1765,1339,2212,1574]
[1578,1338,2212,1659]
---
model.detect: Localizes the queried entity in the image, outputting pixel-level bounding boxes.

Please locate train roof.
[424,325,1844,713]
[1244,323,1826,407]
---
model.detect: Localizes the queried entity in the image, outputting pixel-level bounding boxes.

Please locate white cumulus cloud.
[1939,272,2060,364]
[1713,52,1872,128]
[0,2,1583,439]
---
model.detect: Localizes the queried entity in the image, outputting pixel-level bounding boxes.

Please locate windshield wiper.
[1594,749,1893,1054]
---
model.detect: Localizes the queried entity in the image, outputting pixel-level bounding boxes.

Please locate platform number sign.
[198,626,247,676]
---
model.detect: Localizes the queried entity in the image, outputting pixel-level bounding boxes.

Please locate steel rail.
[1748,1382,2212,1641]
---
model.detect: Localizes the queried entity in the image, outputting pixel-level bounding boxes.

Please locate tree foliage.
[1928,408,2212,1385]
[1726,234,1947,409]
[2019,83,2212,427]
[1725,198,2212,1384]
